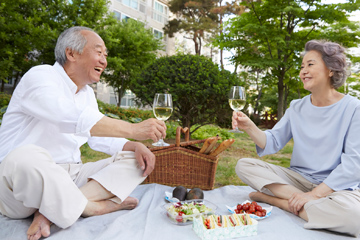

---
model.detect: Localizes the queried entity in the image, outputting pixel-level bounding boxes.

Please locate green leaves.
[98,18,163,106]
[0,0,113,87]
[214,0,360,119]
[131,54,241,133]
[165,0,219,54]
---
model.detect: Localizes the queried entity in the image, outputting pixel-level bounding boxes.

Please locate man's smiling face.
[75,30,108,86]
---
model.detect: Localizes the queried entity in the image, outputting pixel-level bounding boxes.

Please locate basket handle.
[175,127,189,147]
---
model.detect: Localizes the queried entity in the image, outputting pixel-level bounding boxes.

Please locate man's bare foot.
[82,196,139,217]
[27,210,51,240]
[116,196,139,210]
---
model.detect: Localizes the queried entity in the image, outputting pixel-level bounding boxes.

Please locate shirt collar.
[53,62,79,95]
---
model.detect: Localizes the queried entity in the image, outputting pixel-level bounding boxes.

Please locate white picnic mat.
[0,184,357,240]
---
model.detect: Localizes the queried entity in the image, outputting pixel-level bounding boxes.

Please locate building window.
[154,1,167,14]
[122,14,130,21]
[119,90,136,108]
[153,1,168,24]
[113,11,131,22]
[123,0,138,10]
[6,79,14,86]
[153,29,163,39]
[139,0,146,13]
[113,10,121,20]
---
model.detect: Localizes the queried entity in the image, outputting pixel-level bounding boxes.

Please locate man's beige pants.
[236,158,360,237]
[0,144,146,228]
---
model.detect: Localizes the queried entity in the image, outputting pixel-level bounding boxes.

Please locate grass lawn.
[213,131,292,187]
[81,129,293,188]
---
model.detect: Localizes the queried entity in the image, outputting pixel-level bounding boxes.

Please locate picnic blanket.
[0,184,357,240]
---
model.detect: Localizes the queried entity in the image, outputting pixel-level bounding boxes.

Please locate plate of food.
[226,200,272,220]
[163,199,217,225]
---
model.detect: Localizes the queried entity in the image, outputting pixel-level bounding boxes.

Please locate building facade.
[95,0,175,107]
[95,0,220,107]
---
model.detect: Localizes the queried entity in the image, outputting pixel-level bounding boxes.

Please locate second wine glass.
[152,93,173,146]
[228,86,246,133]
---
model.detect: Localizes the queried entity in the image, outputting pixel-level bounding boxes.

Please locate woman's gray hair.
[303,40,347,89]
[55,26,95,66]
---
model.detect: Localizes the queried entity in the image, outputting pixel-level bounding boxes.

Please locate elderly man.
[0,26,166,240]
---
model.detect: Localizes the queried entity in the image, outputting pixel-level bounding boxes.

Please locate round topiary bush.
[130,54,242,132]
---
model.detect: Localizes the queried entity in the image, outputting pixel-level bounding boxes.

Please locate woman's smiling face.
[299,50,333,93]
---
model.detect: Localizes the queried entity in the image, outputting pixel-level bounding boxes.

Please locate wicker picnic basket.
[144,127,219,190]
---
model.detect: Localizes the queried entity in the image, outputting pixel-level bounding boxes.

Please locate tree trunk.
[1,80,4,92]
[254,72,263,115]
[192,30,203,55]
[283,84,289,113]
[219,0,224,69]
[12,72,21,94]
[198,34,202,55]
[277,74,285,120]
[116,76,125,107]
[117,88,121,107]
[193,34,200,55]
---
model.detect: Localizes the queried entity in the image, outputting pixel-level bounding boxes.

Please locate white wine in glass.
[152,93,173,146]
[229,86,246,133]
[153,107,173,121]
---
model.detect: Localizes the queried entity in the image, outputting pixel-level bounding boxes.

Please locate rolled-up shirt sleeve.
[87,137,129,156]
[323,106,360,191]
[257,109,293,157]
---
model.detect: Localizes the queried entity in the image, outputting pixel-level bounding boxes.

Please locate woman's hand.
[232,111,267,149]
[288,192,318,216]
[288,183,334,216]
[232,111,253,131]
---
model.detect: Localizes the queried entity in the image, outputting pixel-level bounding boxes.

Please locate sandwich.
[214,215,222,227]
[222,215,228,228]
[238,214,252,226]
[203,215,217,229]
[232,213,242,226]
[246,214,252,225]
[202,214,254,229]
[228,215,237,227]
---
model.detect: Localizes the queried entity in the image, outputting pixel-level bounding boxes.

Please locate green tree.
[214,0,360,119]
[131,54,241,133]
[0,0,114,93]
[342,72,360,97]
[98,19,163,107]
[0,0,60,92]
[164,0,219,55]
[211,0,246,69]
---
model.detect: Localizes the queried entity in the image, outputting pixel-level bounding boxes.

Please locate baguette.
[209,139,235,156]
[203,136,220,154]
[199,136,219,154]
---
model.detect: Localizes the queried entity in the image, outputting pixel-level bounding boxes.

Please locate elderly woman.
[232,40,360,237]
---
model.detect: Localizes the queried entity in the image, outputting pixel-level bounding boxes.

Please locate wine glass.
[228,86,246,133]
[152,93,173,146]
